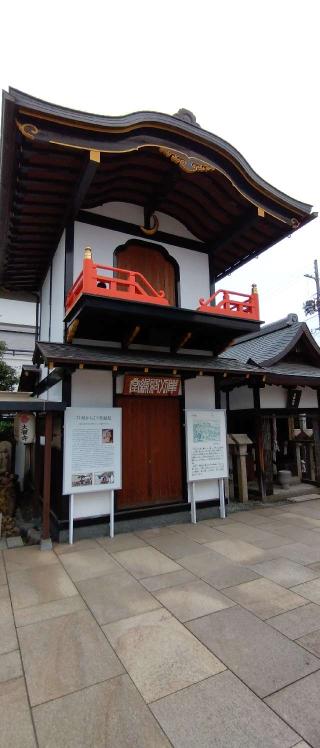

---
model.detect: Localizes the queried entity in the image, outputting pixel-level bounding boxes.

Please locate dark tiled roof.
[221,314,320,366]
[264,362,320,380]
[35,341,263,375]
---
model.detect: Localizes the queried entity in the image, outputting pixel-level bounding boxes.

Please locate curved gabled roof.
[0,88,316,295]
[221,314,320,367]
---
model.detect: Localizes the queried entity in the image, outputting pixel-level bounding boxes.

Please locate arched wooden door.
[115,242,177,305]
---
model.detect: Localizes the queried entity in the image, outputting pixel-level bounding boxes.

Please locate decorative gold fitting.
[144,367,149,373]
[173,369,177,375]
[84,246,92,259]
[90,150,100,163]
[223,372,228,378]
[79,363,84,369]
[258,207,265,218]
[140,214,159,236]
[198,370,203,376]
[48,361,54,370]
[251,283,258,294]
[112,366,118,372]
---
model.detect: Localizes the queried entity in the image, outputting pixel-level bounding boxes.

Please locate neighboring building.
[220,314,320,496]
[0,88,316,540]
[0,321,36,380]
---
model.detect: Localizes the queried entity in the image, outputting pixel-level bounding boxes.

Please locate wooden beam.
[77,210,207,253]
[70,150,100,219]
[209,208,258,257]
[42,412,53,541]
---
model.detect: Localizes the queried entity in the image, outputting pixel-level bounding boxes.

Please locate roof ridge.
[230,313,299,346]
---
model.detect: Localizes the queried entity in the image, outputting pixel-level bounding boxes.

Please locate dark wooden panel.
[116,396,182,509]
[116,242,177,306]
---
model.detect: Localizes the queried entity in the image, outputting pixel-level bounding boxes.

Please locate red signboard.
[123,374,180,397]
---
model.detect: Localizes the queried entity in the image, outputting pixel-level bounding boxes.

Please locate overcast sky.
[0,0,319,335]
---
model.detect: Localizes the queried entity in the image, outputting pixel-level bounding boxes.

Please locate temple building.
[0,88,317,541]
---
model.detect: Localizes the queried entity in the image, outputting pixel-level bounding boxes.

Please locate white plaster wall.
[50,381,63,402]
[50,233,65,342]
[299,386,318,409]
[71,369,113,407]
[74,220,210,310]
[184,376,219,501]
[229,386,254,410]
[40,267,50,340]
[89,202,199,241]
[260,385,287,408]
[184,376,215,408]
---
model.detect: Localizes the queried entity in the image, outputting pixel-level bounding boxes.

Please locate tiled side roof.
[220,315,316,365]
[35,341,263,375]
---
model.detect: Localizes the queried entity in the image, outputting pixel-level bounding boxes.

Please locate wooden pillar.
[254,383,273,499]
[312,415,320,484]
[42,412,53,542]
[32,414,41,519]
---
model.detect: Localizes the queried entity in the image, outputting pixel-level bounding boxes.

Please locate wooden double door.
[117,395,183,509]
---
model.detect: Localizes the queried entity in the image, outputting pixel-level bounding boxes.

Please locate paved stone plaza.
[2,499,320,746]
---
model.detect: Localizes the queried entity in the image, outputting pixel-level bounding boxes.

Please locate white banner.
[63,407,122,494]
[186,409,228,482]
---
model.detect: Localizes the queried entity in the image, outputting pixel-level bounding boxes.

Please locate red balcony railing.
[198,286,260,321]
[65,247,169,314]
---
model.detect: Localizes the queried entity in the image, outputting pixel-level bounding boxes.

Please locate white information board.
[63,407,122,494]
[186,409,228,481]
[63,408,122,543]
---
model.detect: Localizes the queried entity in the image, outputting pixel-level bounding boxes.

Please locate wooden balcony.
[65,247,169,315]
[64,248,261,352]
[198,287,260,322]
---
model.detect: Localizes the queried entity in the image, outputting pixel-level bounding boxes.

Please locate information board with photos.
[63,407,122,494]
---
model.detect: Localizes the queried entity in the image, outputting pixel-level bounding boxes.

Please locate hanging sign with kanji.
[123,374,180,396]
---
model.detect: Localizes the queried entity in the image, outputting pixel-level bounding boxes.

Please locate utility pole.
[303,260,320,331]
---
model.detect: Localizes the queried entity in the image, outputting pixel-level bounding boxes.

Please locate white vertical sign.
[186,410,228,522]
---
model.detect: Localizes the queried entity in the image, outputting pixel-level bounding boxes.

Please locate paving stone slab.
[141,569,196,592]
[0,677,36,747]
[14,594,86,627]
[54,538,99,555]
[222,578,306,620]
[4,546,58,574]
[297,628,320,658]
[8,564,78,609]
[151,670,300,748]
[96,532,147,552]
[215,523,296,549]
[167,522,226,543]
[267,604,320,640]
[113,546,181,579]
[153,579,235,622]
[205,538,268,564]
[249,558,319,588]
[0,598,18,654]
[77,569,161,624]
[265,670,320,748]
[291,579,320,604]
[142,532,208,560]
[176,549,261,589]
[33,674,171,748]
[58,546,121,581]
[18,609,124,706]
[103,607,226,702]
[187,606,319,698]
[0,649,22,682]
[0,555,6,583]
